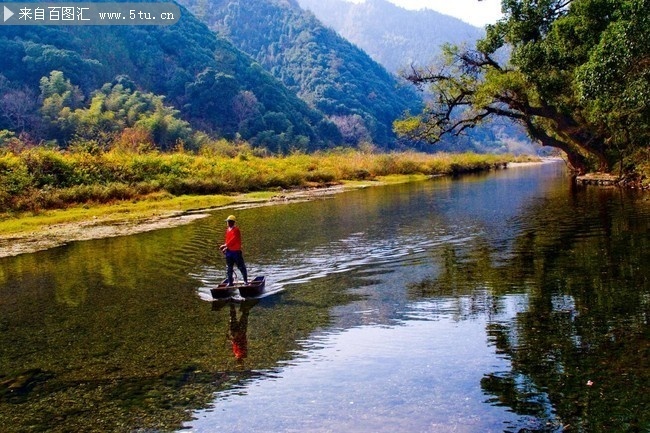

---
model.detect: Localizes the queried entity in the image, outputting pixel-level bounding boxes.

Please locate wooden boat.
[210,276,266,299]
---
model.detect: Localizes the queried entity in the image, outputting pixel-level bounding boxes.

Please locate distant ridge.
[298,0,536,155]
[298,0,484,73]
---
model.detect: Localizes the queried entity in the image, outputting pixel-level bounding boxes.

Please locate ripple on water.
[192,230,478,302]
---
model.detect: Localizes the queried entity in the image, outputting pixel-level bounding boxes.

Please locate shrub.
[21,148,74,188]
[0,153,32,194]
[111,127,156,154]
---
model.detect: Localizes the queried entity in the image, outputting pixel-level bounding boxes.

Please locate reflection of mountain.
[408,185,650,430]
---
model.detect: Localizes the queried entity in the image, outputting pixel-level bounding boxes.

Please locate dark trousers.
[226,250,248,285]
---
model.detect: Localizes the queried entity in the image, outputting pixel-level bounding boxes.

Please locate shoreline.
[0,183,356,258]
[0,161,557,259]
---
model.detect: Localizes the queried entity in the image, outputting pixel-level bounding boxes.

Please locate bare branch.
[404,64,450,89]
[458,50,503,72]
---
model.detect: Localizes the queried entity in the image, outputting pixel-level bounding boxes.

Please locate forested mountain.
[0,0,339,152]
[298,0,483,73]
[0,0,533,155]
[296,0,535,155]
[176,0,422,148]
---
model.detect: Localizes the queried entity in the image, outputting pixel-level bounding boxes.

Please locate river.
[1,161,648,432]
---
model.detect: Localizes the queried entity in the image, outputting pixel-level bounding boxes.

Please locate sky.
[344,0,504,27]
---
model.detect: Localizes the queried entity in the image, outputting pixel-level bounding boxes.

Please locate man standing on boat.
[220,215,249,286]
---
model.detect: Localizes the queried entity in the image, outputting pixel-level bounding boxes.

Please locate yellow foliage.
[0,139,533,218]
[393,116,423,136]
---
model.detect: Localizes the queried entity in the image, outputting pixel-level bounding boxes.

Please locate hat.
[225,215,236,222]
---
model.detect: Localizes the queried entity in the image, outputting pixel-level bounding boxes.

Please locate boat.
[210,276,266,299]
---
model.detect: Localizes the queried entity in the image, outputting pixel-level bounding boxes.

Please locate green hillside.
[0,1,339,152]
[177,0,423,148]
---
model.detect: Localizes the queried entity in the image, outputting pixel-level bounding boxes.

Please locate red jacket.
[224,226,242,251]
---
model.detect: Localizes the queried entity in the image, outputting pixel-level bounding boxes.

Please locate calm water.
[1,162,649,432]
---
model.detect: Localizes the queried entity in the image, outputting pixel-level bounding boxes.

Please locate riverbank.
[0,176,421,258]
[0,151,540,258]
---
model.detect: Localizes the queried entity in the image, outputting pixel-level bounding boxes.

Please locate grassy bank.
[0,146,535,233]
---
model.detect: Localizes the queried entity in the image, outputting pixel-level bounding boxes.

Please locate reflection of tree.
[410,188,650,431]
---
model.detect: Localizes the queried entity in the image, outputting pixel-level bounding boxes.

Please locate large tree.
[395,0,649,176]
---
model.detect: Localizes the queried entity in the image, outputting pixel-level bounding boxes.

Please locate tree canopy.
[39,71,194,150]
[0,1,336,152]
[395,0,649,177]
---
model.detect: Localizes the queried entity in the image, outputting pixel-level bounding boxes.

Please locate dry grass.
[0,145,536,220]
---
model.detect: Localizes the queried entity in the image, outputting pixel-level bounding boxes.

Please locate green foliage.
[399,0,649,177]
[39,71,85,140]
[0,151,31,209]
[393,116,424,139]
[0,130,18,148]
[177,0,422,149]
[22,41,103,92]
[575,0,650,157]
[39,72,194,151]
[0,2,331,152]
[184,69,239,137]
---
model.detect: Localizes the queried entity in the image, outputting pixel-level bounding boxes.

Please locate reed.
[0,144,535,216]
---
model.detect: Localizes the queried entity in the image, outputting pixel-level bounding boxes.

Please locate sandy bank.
[0,185,348,258]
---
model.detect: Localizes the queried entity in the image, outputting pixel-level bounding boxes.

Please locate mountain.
[0,0,338,152]
[297,0,484,73]
[176,0,423,148]
[298,0,536,155]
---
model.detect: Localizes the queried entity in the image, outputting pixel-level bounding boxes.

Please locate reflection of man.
[228,303,250,361]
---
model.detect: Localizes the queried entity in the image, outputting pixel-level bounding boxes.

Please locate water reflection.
[406,181,650,432]
[212,300,259,362]
[2,162,649,432]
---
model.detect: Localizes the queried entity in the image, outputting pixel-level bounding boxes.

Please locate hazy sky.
[344,0,504,27]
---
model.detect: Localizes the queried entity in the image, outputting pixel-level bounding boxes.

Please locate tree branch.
[458,50,503,72]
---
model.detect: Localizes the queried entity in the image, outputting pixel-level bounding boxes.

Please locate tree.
[184,69,240,136]
[395,0,649,176]
[575,0,650,174]
[40,70,85,140]
[330,114,371,145]
[232,90,261,126]
[0,75,40,133]
[40,72,193,149]
[40,71,85,115]
[24,42,102,93]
